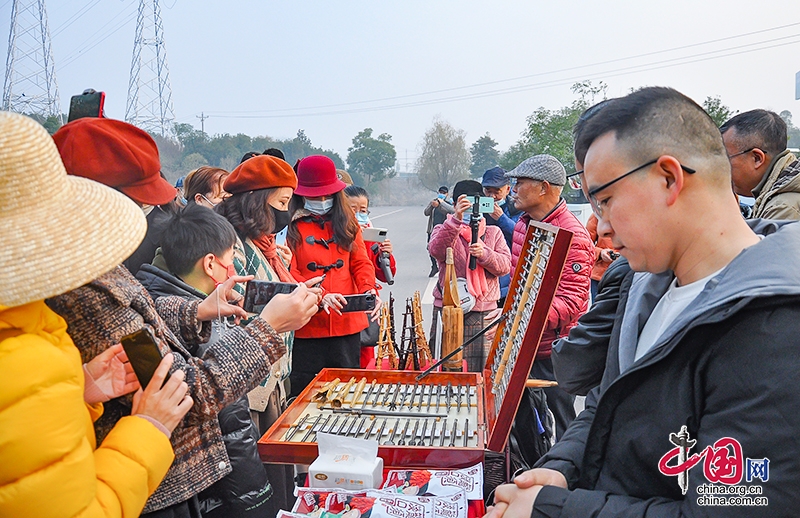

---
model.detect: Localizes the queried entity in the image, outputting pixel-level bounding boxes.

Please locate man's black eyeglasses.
[727,148,755,160]
[570,158,696,218]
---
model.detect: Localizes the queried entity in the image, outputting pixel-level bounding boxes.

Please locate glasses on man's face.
[569,158,696,218]
[727,147,755,160]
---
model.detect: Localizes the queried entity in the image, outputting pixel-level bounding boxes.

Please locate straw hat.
[0,112,147,308]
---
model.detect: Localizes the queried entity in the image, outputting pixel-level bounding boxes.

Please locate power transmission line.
[203,20,800,117]
[204,31,800,120]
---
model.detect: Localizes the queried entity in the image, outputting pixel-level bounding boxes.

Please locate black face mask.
[270,205,291,234]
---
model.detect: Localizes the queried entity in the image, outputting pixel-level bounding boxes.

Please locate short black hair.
[240,151,260,163]
[344,185,369,199]
[573,99,614,166]
[162,204,237,277]
[720,109,787,156]
[453,180,483,200]
[263,148,286,160]
[575,87,728,176]
[438,186,449,193]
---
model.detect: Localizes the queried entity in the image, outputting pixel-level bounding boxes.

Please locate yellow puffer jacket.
[0,301,174,517]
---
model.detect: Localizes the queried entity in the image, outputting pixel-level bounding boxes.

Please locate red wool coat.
[511,200,593,359]
[290,217,376,338]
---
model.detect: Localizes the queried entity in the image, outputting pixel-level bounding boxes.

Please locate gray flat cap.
[505,154,566,186]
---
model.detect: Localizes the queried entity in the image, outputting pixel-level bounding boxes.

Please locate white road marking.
[370,208,404,220]
[421,276,438,305]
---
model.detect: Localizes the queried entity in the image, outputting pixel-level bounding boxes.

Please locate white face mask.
[305,198,334,215]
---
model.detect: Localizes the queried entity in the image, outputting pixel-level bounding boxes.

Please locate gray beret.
[505,154,566,186]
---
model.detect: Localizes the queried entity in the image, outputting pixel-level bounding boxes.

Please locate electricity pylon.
[2,0,62,120]
[125,0,175,138]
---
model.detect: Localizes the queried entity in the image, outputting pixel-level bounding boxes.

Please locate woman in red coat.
[287,156,379,397]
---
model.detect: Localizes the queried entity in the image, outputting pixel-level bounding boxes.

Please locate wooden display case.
[258,221,574,469]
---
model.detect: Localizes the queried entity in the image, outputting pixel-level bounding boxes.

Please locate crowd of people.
[2,84,799,518]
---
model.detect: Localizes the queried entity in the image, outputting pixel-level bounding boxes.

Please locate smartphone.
[243,280,297,313]
[341,293,376,313]
[120,328,167,390]
[361,227,388,243]
[68,89,105,122]
[471,196,496,213]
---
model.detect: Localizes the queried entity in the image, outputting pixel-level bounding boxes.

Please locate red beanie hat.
[224,154,298,194]
[294,155,347,197]
[53,117,176,206]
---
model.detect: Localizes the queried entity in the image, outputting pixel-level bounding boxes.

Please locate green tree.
[346,128,397,186]
[415,118,471,190]
[501,81,607,174]
[780,110,800,148]
[181,152,208,172]
[703,96,737,127]
[469,133,500,178]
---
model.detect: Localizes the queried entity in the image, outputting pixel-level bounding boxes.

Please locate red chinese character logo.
[658,428,744,494]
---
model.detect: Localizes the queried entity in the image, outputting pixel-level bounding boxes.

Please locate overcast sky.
[3,0,800,170]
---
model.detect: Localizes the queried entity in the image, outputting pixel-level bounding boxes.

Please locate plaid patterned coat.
[46,266,286,512]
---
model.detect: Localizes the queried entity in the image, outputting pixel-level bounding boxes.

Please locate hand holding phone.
[131,353,193,434]
[121,328,168,390]
[243,280,298,313]
[340,293,377,313]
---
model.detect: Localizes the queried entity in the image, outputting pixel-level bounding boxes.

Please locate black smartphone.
[243,280,297,313]
[120,328,167,390]
[340,293,376,313]
[68,89,105,122]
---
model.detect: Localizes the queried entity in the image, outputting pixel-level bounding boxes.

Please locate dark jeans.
[427,232,438,270]
[590,278,600,301]
[290,333,361,398]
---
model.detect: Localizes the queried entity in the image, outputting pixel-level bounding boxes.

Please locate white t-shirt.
[634,268,724,361]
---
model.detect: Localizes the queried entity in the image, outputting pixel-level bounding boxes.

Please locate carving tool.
[283,413,309,441]
[397,419,412,446]
[374,418,388,444]
[348,377,367,408]
[381,383,394,407]
[408,383,419,409]
[466,385,471,410]
[331,377,357,408]
[429,418,437,447]
[344,414,359,436]
[439,418,448,447]
[396,383,409,409]
[418,419,428,447]
[361,416,377,438]
[360,379,377,409]
[445,382,453,409]
[351,416,367,437]
[463,419,469,447]
[435,383,442,409]
[301,414,324,443]
[385,418,401,445]
[324,415,340,434]
[387,383,402,410]
[448,419,458,447]
[425,384,433,411]
[456,384,463,412]
[312,377,340,408]
[408,419,421,446]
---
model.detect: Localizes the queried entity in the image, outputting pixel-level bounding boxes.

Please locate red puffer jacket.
[511,200,593,359]
[290,215,376,339]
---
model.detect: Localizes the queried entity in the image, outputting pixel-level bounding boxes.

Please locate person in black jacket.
[136,204,274,518]
[489,87,800,517]
[550,98,628,398]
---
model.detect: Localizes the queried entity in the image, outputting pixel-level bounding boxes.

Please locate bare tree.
[415,118,471,191]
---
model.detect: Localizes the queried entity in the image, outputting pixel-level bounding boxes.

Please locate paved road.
[369,205,437,337]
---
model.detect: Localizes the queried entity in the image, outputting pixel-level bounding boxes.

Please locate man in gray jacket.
[721,109,800,220]
[489,87,800,517]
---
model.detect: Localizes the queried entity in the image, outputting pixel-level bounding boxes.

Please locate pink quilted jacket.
[428,215,511,312]
[511,200,593,359]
